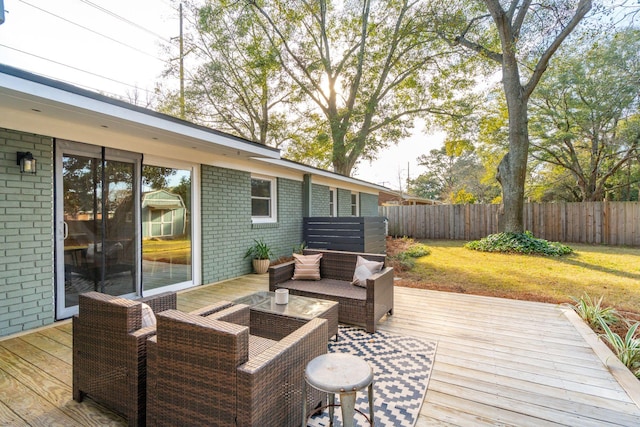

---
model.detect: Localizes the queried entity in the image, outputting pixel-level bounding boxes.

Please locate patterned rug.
[307,325,437,427]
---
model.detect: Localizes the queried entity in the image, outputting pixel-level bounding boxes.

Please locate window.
[351,192,359,216]
[329,188,337,217]
[149,209,174,237]
[251,176,277,223]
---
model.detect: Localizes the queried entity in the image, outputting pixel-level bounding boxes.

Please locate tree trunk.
[496,60,529,233]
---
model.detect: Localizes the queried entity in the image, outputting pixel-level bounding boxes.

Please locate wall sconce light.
[17,152,37,174]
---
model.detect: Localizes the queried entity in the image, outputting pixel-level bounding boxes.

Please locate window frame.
[351,191,360,216]
[251,175,278,223]
[329,187,337,217]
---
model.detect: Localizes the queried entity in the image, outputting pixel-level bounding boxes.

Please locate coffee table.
[234,291,339,341]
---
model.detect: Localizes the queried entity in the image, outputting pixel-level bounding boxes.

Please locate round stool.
[302,353,374,427]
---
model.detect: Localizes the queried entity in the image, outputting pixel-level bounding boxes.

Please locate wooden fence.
[380,202,640,247]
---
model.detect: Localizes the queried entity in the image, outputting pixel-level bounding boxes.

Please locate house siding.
[0,126,380,339]
[360,193,379,216]
[0,128,55,337]
[201,165,304,284]
[311,184,330,216]
[337,188,353,216]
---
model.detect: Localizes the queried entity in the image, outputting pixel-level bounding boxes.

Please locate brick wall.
[360,193,379,216]
[0,129,54,337]
[337,188,353,216]
[201,165,304,284]
[311,184,330,216]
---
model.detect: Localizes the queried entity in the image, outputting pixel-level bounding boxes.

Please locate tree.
[409,146,499,203]
[436,0,592,232]
[528,30,640,201]
[163,0,293,146]
[246,0,469,175]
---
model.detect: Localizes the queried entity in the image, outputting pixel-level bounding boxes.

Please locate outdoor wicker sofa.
[269,249,394,333]
[146,304,328,426]
[72,291,233,427]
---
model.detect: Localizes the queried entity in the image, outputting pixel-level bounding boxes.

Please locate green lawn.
[394,239,640,318]
[142,238,191,264]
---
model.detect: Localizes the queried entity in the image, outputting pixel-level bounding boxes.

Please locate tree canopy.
[528,29,640,201]
[409,146,499,203]
[163,0,476,176]
[434,0,592,232]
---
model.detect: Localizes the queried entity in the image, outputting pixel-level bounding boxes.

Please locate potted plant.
[244,238,273,274]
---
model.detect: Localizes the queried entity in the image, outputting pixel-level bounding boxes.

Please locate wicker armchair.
[72,291,232,426]
[146,305,328,427]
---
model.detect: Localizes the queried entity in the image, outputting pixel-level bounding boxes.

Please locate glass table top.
[234,291,337,319]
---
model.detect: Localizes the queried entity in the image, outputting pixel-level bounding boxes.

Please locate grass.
[142,238,191,264]
[389,239,640,318]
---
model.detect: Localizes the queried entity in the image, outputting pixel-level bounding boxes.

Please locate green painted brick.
[201,165,305,284]
[311,184,330,216]
[0,129,54,337]
[337,189,353,216]
[360,193,379,216]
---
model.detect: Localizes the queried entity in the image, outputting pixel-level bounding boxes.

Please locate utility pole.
[179,3,185,119]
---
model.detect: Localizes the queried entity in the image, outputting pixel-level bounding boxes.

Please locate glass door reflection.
[141,166,192,291]
[61,152,136,310]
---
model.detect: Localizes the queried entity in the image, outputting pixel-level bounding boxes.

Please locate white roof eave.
[253,157,389,192]
[0,65,280,160]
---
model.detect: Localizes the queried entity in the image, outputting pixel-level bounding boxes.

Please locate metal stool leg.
[301,381,307,427]
[328,393,335,427]
[368,381,375,426]
[339,391,357,427]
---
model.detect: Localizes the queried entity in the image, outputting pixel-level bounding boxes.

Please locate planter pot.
[252,259,270,274]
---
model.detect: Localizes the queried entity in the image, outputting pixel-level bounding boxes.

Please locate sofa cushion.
[279,278,366,301]
[292,253,322,280]
[352,256,384,287]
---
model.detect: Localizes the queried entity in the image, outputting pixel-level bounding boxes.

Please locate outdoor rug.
[307,325,437,427]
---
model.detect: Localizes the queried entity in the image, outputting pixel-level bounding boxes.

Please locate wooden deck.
[1,275,640,426]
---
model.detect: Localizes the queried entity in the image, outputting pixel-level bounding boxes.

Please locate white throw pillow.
[140,302,157,328]
[352,256,384,287]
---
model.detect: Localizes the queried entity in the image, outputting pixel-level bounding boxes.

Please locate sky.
[0,0,443,189]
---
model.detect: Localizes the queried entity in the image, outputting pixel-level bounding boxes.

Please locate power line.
[0,43,157,97]
[78,0,173,43]
[17,0,170,65]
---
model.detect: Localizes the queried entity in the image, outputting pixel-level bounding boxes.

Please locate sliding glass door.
[141,165,193,292]
[55,142,199,319]
[55,141,141,319]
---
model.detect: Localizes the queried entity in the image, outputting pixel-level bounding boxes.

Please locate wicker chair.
[72,291,232,426]
[146,305,328,427]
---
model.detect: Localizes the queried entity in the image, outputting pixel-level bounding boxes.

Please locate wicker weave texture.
[269,249,394,333]
[147,310,328,426]
[72,291,176,427]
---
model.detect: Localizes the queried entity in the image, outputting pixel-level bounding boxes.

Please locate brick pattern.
[360,193,379,216]
[0,129,55,337]
[201,166,304,284]
[337,188,354,216]
[311,184,330,216]
[0,128,381,337]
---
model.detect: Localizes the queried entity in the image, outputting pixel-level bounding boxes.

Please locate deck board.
[1,276,639,426]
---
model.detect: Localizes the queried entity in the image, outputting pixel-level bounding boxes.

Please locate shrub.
[388,242,431,272]
[388,252,416,272]
[567,293,619,331]
[465,231,573,256]
[599,320,640,378]
[404,243,431,258]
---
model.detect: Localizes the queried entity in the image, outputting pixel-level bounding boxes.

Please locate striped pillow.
[292,253,323,280]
